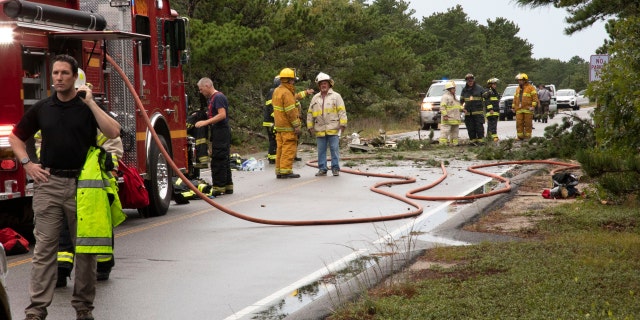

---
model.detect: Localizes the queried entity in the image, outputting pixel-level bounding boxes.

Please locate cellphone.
[77,91,87,99]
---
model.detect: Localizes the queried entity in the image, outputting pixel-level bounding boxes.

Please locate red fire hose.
[107,54,580,226]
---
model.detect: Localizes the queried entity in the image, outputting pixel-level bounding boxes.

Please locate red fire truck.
[0,0,192,234]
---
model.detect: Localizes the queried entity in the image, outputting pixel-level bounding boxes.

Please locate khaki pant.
[26,174,97,318]
[275,131,298,175]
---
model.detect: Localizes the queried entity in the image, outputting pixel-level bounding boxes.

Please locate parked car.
[0,244,11,320]
[556,89,580,110]
[420,79,465,130]
[498,85,517,121]
[577,89,590,106]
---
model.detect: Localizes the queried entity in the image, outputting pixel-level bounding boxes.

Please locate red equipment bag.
[117,159,150,208]
[0,227,29,255]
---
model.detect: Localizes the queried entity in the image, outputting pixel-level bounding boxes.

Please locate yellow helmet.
[444,81,456,90]
[279,68,295,79]
[487,77,499,84]
[515,73,528,81]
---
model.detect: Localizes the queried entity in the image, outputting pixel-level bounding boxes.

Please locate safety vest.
[76,146,126,254]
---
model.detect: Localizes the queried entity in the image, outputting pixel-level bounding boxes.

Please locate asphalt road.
[401,107,593,141]
[4,107,593,319]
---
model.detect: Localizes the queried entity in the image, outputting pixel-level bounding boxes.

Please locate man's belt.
[49,168,82,178]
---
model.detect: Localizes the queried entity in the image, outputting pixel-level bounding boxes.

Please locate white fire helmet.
[315,72,334,87]
[75,68,87,89]
[444,80,456,90]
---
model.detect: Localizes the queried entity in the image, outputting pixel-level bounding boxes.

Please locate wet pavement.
[4,108,593,319]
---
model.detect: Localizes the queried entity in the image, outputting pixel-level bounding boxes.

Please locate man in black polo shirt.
[9,54,120,320]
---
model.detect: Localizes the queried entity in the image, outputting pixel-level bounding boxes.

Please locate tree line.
[171,0,589,133]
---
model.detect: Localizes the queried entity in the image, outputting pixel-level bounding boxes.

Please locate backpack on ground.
[0,227,30,255]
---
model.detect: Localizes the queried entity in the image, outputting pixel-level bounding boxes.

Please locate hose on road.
[108,54,580,226]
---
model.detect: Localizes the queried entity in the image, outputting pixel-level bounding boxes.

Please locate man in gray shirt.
[537,84,552,123]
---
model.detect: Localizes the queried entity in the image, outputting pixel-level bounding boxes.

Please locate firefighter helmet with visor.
[515,73,528,81]
[279,68,295,79]
[315,72,334,87]
[444,81,456,90]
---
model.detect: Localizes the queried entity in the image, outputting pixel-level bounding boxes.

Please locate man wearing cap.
[460,73,485,145]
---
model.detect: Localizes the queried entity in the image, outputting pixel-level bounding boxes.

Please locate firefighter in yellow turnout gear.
[272,68,312,178]
[512,73,539,140]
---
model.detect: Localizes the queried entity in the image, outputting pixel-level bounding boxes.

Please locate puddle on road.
[251,256,379,319]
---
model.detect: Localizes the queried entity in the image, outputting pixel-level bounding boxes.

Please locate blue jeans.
[317,135,340,171]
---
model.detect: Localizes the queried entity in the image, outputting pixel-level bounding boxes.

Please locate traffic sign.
[590,54,609,82]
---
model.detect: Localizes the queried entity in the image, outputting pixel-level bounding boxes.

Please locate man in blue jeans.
[306,72,348,176]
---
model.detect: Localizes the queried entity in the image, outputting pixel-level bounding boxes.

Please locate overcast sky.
[406,0,609,62]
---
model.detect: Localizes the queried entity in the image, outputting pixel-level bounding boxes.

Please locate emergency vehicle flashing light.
[0,26,13,45]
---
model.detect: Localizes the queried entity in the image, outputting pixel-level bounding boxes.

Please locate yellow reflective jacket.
[76,146,126,254]
[513,83,539,114]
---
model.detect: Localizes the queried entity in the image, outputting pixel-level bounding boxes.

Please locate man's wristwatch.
[20,157,31,165]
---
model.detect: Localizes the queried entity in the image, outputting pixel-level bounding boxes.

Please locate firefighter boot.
[97,254,114,281]
[56,267,71,288]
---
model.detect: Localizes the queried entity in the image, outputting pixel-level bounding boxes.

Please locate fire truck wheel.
[138,135,172,217]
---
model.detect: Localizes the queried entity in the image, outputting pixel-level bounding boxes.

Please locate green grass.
[329,201,640,319]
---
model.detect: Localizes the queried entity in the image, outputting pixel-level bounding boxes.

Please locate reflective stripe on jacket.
[272,83,300,132]
[460,84,485,112]
[263,87,275,127]
[482,88,500,109]
[306,89,347,137]
[513,84,539,114]
[440,90,463,125]
[486,110,500,118]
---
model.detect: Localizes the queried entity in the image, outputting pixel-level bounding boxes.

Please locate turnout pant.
[210,126,233,194]
[516,112,534,140]
[465,113,485,142]
[486,117,498,140]
[265,126,276,162]
[275,131,298,175]
[438,124,459,145]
